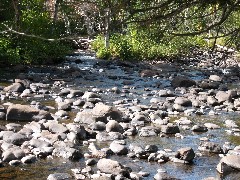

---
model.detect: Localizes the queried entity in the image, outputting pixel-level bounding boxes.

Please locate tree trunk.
[104,8,110,49]
[12,0,21,31]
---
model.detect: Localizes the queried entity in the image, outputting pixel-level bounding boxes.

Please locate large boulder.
[106,120,124,133]
[92,103,122,123]
[175,147,195,162]
[6,104,52,121]
[2,131,28,145]
[217,155,240,174]
[4,83,25,92]
[171,76,196,88]
[109,141,128,155]
[97,158,130,177]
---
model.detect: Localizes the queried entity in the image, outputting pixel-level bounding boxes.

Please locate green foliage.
[0,38,21,64]
[93,32,208,61]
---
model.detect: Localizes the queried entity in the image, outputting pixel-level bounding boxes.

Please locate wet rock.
[5,123,22,132]
[139,126,160,137]
[204,123,220,129]
[92,103,123,123]
[29,138,52,148]
[66,124,86,141]
[174,97,192,106]
[140,70,159,77]
[74,110,94,124]
[198,142,223,153]
[191,125,208,132]
[217,155,240,174]
[4,82,25,92]
[2,147,25,162]
[85,159,97,166]
[209,75,222,82]
[89,121,106,131]
[154,171,180,180]
[96,132,125,141]
[106,120,124,133]
[82,91,100,100]
[225,120,238,128]
[207,96,219,106]
[24,121,45,133]
[123,126,138,136]
[9,160,22,166]
[58,88,71,96]
[2,131,28,145]
[21,154,37,164]
[171,76,196,88]
[175,147,195,162]
[158,90,174,97]
[0,111,5,120]
[110,141,128,155]
[145,145,158,153]
[70,89,84,97]
[97,158,130,177]
[160,123,180,134]
[52,146,83,160]
[55,110,69,118]
[47,173,72,180]
[48,122,69,134]
[57,102,71,111]
[6,104,52,121]
[73,99,85,106]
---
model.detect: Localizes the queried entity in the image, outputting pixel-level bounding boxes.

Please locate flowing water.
[0,52,240,179]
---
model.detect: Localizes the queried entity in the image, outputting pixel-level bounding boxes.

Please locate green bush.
[92,32,208,61]
[0,38,20,65]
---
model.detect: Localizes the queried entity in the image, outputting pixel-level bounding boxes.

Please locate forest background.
[0,0,239,65]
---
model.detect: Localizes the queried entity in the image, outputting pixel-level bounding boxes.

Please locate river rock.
[24,121,45,133]
[191,125,208,132]
[4,82,25,92]
[174,97,192,106]
[9,160,22,166]
[6,104,52,121]
[89,121,106,131]
[74,110,94,124]
[154,172,179,180]
[145,145,158,153]
[225,120,238,128]
[47,173,72,180]
[92,103,122,123]
[21,154,37,164]
[52,146,83,160]
[97,158,130,177]
[198,142,223,153]
[48,122,69,134]
[5,123,22,132]
[217,155,240,174]
[204,123,220,129]
[0,112,5,120]
[2,131,28,145]
[96,132,125,141]
[175,147,195,162]
[209,75,222,82]
[109,141,128,155]
[171,76,196,88]
[106,120,124,133]
[29,138,52,148]
[82,91,100,100]
[2,147,25,162]
[160,123,180,134]
[139,126,160,137]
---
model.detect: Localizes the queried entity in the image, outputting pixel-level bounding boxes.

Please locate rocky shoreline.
[0,48,240,179]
